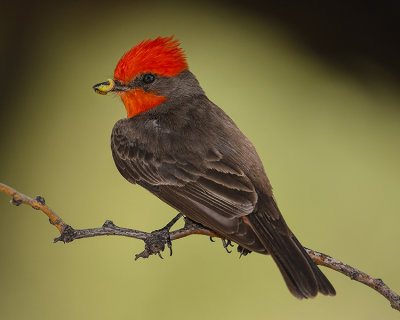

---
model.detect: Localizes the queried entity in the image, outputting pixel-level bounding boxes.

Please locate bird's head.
[93,36,201,118]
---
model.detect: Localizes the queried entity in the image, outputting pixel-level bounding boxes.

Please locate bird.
[93,36,335,299]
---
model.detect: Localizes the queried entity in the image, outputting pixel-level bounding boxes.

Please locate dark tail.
[246,198,336,299]
[291,235,336,297]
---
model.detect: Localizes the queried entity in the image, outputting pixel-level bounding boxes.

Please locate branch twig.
[0,182,67,232]
[305,248,400,310]
[0,182,399,311]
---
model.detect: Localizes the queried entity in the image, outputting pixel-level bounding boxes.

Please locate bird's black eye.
[142,73,156,84]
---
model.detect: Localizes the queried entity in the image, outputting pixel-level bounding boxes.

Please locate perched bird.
[93,36,335,299]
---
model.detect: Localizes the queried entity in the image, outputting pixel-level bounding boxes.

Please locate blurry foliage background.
[1,1,400,319]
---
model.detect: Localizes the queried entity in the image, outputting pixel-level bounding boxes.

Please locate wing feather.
[111,123,265,252]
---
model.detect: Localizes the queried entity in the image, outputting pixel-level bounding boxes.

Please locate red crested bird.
[93,36,335,299]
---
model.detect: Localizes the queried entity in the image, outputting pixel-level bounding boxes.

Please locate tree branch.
[305,248,400,310]
[0,182,399,311]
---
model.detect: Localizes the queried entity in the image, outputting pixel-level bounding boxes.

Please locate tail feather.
[247,209,335,299]
[292,235,336,296]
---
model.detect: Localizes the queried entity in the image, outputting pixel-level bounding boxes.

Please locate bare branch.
[0,182,399,311]
[306,248,400,311]
[0,182,67,232]
[0,182,216,257]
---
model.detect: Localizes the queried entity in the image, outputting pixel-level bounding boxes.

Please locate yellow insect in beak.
[93,79,115,95]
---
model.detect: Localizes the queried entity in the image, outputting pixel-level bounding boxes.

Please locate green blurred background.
[1,1,400,319]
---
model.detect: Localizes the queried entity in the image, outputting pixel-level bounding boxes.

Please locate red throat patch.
[114,36,188,82]
[118,89,166,118]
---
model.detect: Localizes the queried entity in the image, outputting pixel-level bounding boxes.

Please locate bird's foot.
[221,239,234,253]
[134,213,182,260]
[237,245,252,258]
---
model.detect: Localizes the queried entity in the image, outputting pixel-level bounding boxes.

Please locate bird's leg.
[158,212,183,235]
[156,212,183,256]
[135,213,182,260]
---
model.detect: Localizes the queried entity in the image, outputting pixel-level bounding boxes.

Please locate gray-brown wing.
[111,124,266,253]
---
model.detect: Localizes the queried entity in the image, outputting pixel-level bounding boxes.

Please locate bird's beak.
[93,79,116,95]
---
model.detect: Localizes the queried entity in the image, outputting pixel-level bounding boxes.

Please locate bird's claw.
[221,239,234,253]
[237,245,252,258]
[213,239,252,257]
[166,235,173,256]
[134,213,182,260]
[134,228,169,260]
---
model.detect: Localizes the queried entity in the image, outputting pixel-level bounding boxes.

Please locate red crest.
[114,36,188,82]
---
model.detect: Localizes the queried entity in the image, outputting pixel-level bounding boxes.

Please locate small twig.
[0,182,399,311]
[0,183,67,232]
[305,248,400,311]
